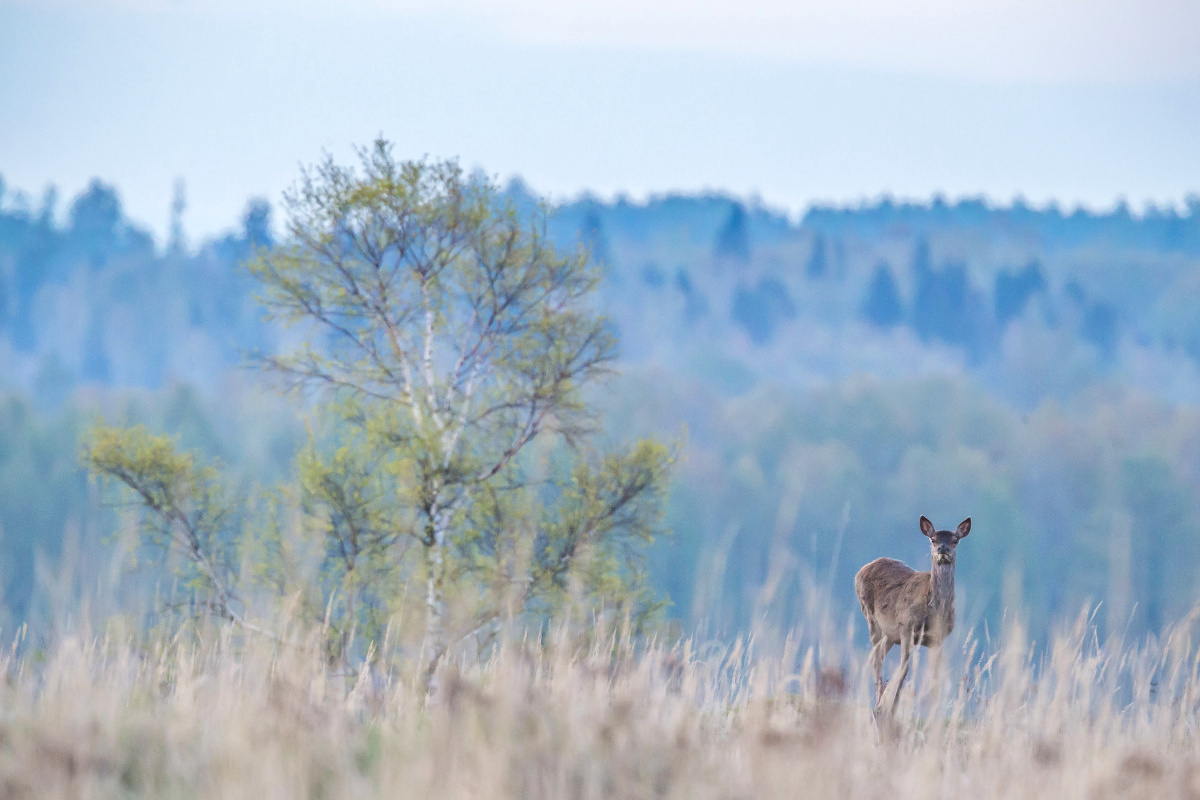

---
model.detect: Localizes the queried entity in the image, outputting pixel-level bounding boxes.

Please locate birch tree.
[83,142,672,683]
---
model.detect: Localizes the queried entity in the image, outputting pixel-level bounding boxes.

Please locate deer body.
[855,516,971,714]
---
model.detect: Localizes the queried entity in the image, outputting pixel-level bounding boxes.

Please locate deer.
[854,516,971,716]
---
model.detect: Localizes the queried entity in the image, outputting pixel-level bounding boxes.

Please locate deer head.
[920,516,971,566]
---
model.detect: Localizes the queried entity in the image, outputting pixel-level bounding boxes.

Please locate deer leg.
[884,637,913,715]
[928,644,944,704]
[869,638,891,710]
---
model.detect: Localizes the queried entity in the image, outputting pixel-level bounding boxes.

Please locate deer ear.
[920,516,935,538]
[955,517,972,538]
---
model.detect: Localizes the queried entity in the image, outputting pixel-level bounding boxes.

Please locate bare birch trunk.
[424,513,449,696]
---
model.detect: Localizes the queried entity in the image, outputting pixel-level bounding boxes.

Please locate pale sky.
[2,0,1198,240]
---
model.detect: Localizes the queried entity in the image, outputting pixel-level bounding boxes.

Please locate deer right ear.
[920,516,935,538]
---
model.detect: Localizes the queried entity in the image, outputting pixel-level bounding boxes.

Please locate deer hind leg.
[883,637,913,715]
[869,636,891,710]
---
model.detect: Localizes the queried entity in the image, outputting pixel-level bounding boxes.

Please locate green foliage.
[82,143,674,671]
[538,439,673,617]
[293,428,415,650]
[83,423,242,621]
[457,437,675,628]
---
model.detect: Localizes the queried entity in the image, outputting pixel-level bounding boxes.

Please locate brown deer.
[855,516,971,715]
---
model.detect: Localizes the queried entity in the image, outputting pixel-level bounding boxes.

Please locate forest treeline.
[1,171,1200,644]
[4,177,1199,400]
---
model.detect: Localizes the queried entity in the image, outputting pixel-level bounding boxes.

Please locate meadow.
[2,606,1198,799]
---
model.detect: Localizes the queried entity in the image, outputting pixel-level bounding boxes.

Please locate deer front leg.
[928,644,944,705]
[883,637,913,715]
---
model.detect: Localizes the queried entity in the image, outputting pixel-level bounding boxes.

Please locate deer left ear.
[920,516,935,538]
[955,517,972,539]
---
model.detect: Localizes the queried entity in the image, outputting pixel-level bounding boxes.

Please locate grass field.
[0,609,1198,799]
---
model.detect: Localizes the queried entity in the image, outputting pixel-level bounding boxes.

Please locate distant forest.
[2,173,1200,645]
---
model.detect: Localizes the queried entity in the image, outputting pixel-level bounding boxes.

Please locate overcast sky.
[2,0,1198,240]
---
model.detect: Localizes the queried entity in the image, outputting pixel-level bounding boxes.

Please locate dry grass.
[2,611,1200,800]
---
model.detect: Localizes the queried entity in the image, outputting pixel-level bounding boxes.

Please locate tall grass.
[1,607,1199,799]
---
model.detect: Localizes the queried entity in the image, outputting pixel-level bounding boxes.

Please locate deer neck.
[929,560,955,617]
